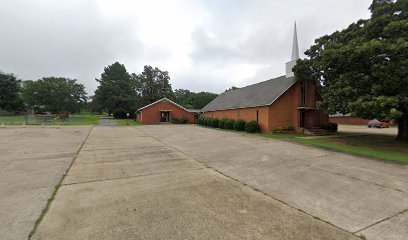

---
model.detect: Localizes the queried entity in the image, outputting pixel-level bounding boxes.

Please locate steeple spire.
[286,22,300,78]
[291,22,299,61]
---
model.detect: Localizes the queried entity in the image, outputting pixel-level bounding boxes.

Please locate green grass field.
[0,115,99,126]
[294,134,408,163]
[115,119,142,126]
[256,133,305,139]
[256,132,408,163]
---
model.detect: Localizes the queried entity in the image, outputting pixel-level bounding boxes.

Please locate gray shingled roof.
[201,75,297,112]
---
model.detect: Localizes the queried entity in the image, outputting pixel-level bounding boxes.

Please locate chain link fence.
[0,114,99,126]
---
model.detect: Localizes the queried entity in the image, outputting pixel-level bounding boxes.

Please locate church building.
[200,24,329,133]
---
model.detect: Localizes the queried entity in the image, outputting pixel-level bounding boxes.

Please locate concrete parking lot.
[0,126,92,240]
[2,125,407,239]
[31,126,357,240]
[140,125,408,240]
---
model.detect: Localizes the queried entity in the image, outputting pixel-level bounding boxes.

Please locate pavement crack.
[27,125,94,240]
[311,165,407,194]
[62,167,206,186]
[354,208,408,234]
[136,127,356,237]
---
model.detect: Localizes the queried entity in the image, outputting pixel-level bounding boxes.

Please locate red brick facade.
[137,99,197,124]
[329,116,369,125]
[201,79,329,133]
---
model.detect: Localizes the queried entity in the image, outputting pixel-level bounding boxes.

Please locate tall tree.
[0,71,24,112]
[135,65,173,105]
[172,89,218,109]
[173,89,194,109]
[22,77,87,113]
[94,62,139,118]
[189,92,218,109]
[294,0,408,140]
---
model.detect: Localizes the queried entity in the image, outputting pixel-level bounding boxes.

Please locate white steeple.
[291,22,299,61]
[286,22,300,78]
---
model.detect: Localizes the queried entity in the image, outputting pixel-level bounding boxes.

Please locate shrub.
[199,117,207,125]
[281,125,295,131]
[225,119,235,130]
[234,119,246,131]
[271,127,282,132]
[204,118,210,126]
[180,116,189,124]
[219,119,227,129]
[210,118,219,128]
[245,120,260,133]
[113,109,126,119]
[321,122,338,132]
[171,116,180,124]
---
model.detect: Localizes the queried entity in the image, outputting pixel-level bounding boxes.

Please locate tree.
[94,62,139,118]
[21,77,87,113]
[189,92,218,109]
[134,65,173,105]
[173,89,194,108]
[294,0,408,141]
[224,86,239,92]
[172,89,218,109]
[0,71,24,112]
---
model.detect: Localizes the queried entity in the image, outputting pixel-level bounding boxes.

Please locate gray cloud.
[0,0,143,92]
[0,0,373,95]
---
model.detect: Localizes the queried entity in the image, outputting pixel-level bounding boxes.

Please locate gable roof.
[138,98,196,113]
[201,75,297,112]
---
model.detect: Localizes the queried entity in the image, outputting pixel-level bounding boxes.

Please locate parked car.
[368,119,390,128]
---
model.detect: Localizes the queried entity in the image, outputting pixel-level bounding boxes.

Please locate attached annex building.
[200,24,329,133]
[136,98,199,124]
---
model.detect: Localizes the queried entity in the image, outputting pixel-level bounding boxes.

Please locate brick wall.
[329,116,368,125]
[138,101,196,124]
[201,79,329,133]
[269,82,299,129]
[201,106,270,132]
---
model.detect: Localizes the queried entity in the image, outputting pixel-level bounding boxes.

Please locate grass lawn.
[256,133,305,139]
[116,119,142,126]
[0,115,99,125]
[251,131,407,163]
[293,134,408,163]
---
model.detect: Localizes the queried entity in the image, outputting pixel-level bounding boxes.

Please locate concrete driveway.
[139,125,408,240]
[19,125,407,240]
[31,126,357,240]
[0,126,92,240]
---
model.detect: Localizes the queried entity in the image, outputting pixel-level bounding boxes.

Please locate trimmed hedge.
[234,119,246,131]
[219,119,227,129]
[210,118,220,128]
[321,122,338,132]
[225,119,235,130]
[245,120,260,133]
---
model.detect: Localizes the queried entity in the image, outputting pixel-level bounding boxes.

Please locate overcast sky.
[0,0,372,95]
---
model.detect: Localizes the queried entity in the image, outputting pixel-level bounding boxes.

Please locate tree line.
[0,62,218,117]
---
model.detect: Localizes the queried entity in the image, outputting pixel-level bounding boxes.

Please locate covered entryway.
[160,111,171,123]
[298,107,319,128]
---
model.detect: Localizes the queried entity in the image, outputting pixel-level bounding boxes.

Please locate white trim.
[138,98,192,112]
